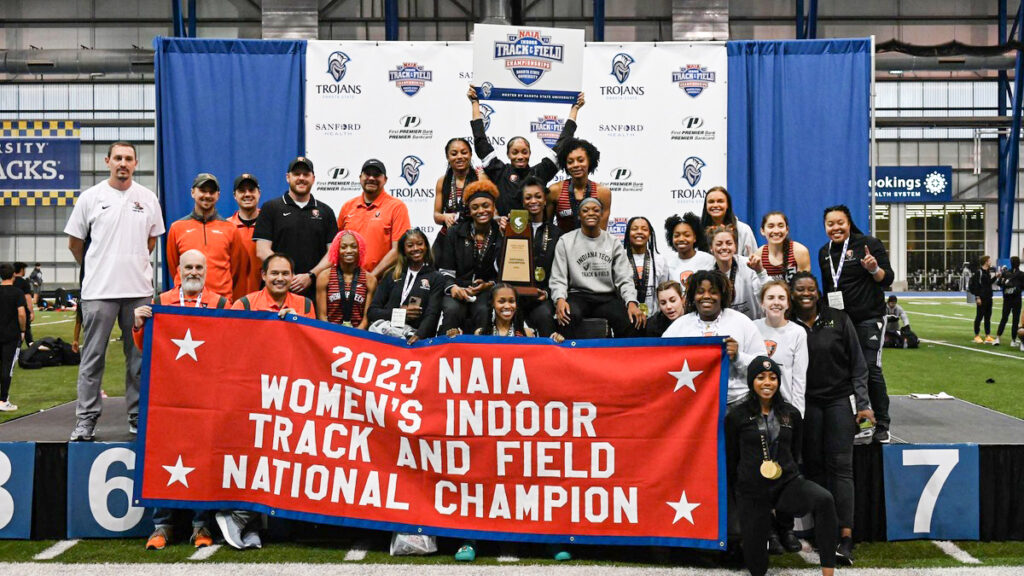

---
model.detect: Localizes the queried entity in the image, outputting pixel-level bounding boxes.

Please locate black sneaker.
[874,428,890,444]
[767,534,785,555]
[780,530,802,553]
[836,536,854,566]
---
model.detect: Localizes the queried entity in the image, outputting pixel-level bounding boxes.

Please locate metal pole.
[187,0,197,37]
[385,0,399,41]
[1002,8,1024,262]
[796,0,805,39]
[999,0,1007,220]
[807,0,818,39]
[593,0,605,42]
[171,0,184,37]
[870,35,877,237]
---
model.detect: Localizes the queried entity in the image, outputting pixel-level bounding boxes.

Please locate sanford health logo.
[529,116,566,149]
[316,51,363,97]
[389,114,434,141]
[670,156,710,201]
[391,155,434,202]
[607,166,643,194]
[389,62,433,96]
[493,29,565,86]
[672,64,716,98]
[601,53,645,98]
[598,123,645,138]
[670,116,716,142]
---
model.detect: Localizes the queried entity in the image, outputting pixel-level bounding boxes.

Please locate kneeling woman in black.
[727,356,838,576]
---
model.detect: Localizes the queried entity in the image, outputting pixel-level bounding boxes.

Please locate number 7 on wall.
[902,449,959,533]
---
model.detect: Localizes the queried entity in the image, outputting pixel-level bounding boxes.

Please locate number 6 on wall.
[902,449,959,533]
[67,443,153,538]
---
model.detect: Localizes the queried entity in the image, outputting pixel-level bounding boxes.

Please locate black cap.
[191,172,219,190]
[361,158,387,176]
[288,156,314,173]
[747,355,782,392]
[233,173,260,190]
[887,295,897,302]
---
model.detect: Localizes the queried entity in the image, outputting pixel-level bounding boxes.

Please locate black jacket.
[796,306,870,410]
[999,267,1024,300]
[818,233,893,323]
[435,220,501,288]
[470,118,578,216]
[644,311,674,337]
[726,401,803,498]
[367,264,446,340]
[970,268,995,300]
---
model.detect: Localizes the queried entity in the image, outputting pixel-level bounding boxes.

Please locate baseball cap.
[191,173,220,190]
[361,158,387,176]
[233,173,260,190]
[289,156,315,173]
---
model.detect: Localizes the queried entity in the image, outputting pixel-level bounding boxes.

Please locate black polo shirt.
[253,193,338,277]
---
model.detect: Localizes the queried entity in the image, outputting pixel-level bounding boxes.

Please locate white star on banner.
[163,455,195,488]
[171,329,204,361]
[667,491,701,525]
[669,360,703,393]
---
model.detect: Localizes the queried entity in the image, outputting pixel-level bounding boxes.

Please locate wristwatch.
[308,271,316,282]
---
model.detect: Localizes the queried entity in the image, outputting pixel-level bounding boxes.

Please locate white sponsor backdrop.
[306,41,726,241]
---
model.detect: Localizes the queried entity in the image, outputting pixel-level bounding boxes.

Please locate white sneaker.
[0,401,16,411]
[993,337,1001,346]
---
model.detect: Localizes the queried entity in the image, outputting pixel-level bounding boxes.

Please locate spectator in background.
[11,263,33,345]
[165,173,247,299]
[996,256,1022,347]
[0,263,27,412]
[700,187,758,257]
[883,295,911,348]
[64,141,165,442]
[970,255,998,344]
[228,173,263,301]
[253,157,338,305]
[818,205,894,443]
[29,264,43,306]
[367,228,446,344]
[337,159,411,279]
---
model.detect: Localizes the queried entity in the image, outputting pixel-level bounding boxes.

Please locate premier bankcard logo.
[672,64,716,97]
[529,116,566,149]
[401,155,424,186]
[389,62,433,96]
[493,29,565,86]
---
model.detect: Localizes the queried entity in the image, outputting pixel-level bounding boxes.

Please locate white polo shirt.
[64,180,165,300]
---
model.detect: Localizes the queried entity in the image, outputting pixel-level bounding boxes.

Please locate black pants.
[974,297,993,335]
[23,314,32,345]
[0,340,18,402]
[564,292,633,338]
[738,477,837,576]
[803,396,856,531]
[520,297,556,337]
[440,291,492,334]
[997,296,1021,338]
[855,317,890,429]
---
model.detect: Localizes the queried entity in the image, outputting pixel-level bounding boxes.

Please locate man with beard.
[337,159,411,279]
[130,249,226,550]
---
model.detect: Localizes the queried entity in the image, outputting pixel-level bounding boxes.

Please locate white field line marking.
[496,556,520,562]
[921,338,1024,361]
[33,540,79,560]
[343,543,367,561]
[907,311,975,322]
[189,544,221,560]
[797,539,820,566]
[31,319,74,326]
[932,540,982,564]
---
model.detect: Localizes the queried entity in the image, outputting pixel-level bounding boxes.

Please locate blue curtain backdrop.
[727,39,871,277]
[154,37,305,275]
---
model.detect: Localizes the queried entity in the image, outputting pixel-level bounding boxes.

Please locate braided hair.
[623,216,659,287]
[479,282,529,336]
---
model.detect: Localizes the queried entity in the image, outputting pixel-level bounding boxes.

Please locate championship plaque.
[500,210,539,296]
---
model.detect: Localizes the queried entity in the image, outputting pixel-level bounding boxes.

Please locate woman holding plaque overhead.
[435,180,501,334]
[726,356,838,576]
[432,137,479,236]
[549,197,644,338]
[791,271,873,566]
[497,176,561,337]
[468,88,584,216]
[547,137,612,232]
[701,186,758,257]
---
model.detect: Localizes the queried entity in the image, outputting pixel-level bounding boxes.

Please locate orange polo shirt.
[228,210,262,300]
[166,212,247,299]
[131,288,230,350]
[231,288,315,318]
[337,191,411,273]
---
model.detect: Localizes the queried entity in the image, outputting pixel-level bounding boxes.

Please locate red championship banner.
[136,307,729,549]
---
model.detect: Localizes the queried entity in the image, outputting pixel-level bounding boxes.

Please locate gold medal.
[535,267,546,282]
[639,303,649,316]
[760,460,782,480]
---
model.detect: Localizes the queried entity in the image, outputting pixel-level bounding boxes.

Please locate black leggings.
[563,292,634,338]
[803,396,856,531]
[738,477,837,576]
[0,341,18,402]
[974,297,993,335]
[997,296,1021,338]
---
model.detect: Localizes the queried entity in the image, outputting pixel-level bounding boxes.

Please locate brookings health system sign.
[871,166,953,203]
